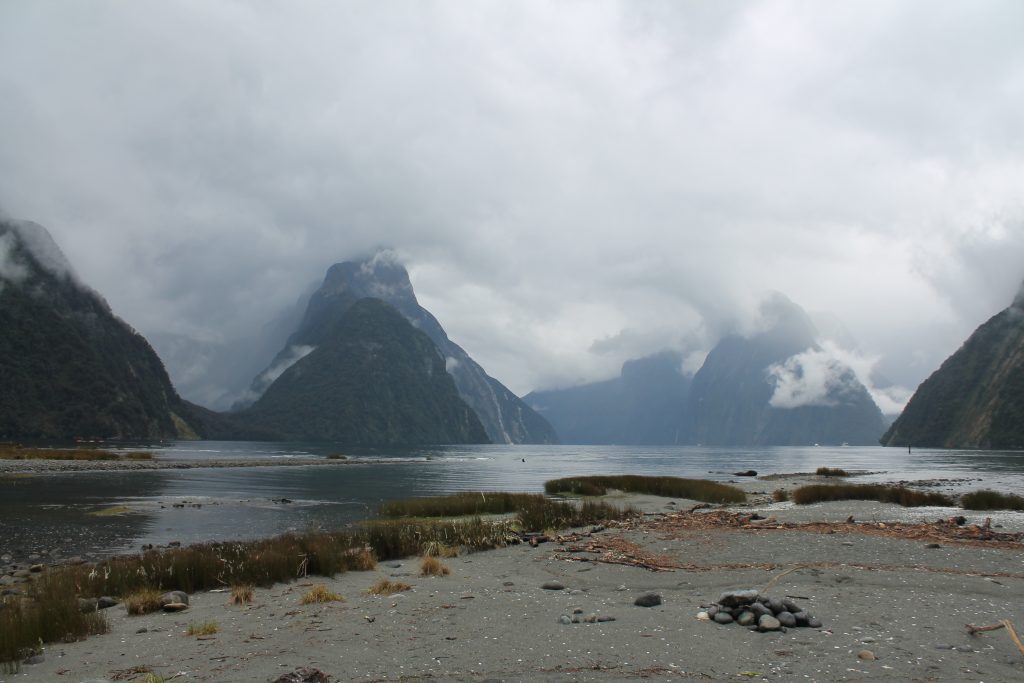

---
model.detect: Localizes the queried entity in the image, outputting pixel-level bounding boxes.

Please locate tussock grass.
[791,483,954,507]
[515,496,636,532]
[368,578,411,595]
[960,489,1024,511]
[186,621,219,636]
[124,588,163,615]
[300,584,343,604]
[772,488,789,502]
[360,517,518,560]
[815,467,849,477]
[229,584,254,605]
[419,556,450,577]
[0,446,152,461]
[380,491,541,518]
[544,475,746,504]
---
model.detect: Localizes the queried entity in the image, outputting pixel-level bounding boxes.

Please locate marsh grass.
[124,588,163,615]
[379,491,539,518]
[515,496,636,532]
[544,475,746,504]
[88,505,133,517]
[300,584,343,604]
[960,489,1024,511]
[791,483,954,507]
[229,584,254,605]
[815,467,849,477]
[186,621,219,636]
[419,556,450,577]
[772,488,789,502]
[368,578,411,595]
[0,447,152,461]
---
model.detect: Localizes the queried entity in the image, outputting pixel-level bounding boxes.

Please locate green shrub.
[960,489,1024,511]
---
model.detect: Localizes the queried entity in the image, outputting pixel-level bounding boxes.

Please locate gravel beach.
[5,479,1024,683]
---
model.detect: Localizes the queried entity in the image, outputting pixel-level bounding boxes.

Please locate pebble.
[758,615,782,631]
[558,615,572,625]
[776,611,796,627]
[713,611,734,624]
[541,581,565,591]
[736,611,756,626]
[857,650,876,661]
[696,611,710,621]
[634,592,662,607]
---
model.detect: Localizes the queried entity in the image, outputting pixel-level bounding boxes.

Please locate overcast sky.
[2,1,1022,410]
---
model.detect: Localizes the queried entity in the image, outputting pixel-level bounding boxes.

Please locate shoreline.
[5,495,1023,682]
[0,457,367,474]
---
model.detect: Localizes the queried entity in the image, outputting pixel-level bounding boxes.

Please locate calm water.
[2,442,1024,563]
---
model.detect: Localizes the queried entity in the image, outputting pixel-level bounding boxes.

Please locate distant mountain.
[525,351,690,444]
[882,284,1024,449]
[0,219,206,440]
[241,298,488,445]
[238,253,558,444]
[688,293,885,446]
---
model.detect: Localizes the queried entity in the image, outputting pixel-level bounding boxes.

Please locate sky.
[1,1,1023,411]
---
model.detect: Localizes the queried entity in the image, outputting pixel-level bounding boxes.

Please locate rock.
[749,602,771,618]
[583,614,598,623]
[718,589,759,607]
[541,581,565,591]
[733,470,758,477]
[572,608,584,615]
[28,564,43,573]
[78,597,98,613]
[0,576,14,586]
[160,590,188,607]
[64,556,86,566]
[713,611,734,624]
[857,650,876,661]
[597,615,616,622]
[271,667,330,683]
[706,605,719,618]
[781,598,801,612]
[22,654,44,665]
[162,602,188,612]
[634,593,662,607]
[136,627,148,633]
[925,543,941,549]
[696,611,710,621]
[97,596,119,609]
[736,611,756,626]
[807,616,823,628]
[11,569,30,578]
[767,597,785,614]
[777,611,796,627]
[558,615,572,625]
[793,611,810,626]
[758,614,782,631]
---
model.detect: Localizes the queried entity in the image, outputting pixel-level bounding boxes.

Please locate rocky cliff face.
[882,284,1024,449]
[0,219,202,440]
[239,252,558,444]
[241,298,488,444]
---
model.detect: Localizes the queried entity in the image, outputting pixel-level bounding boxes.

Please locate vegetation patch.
[815,467,849,477]
[0,446,152,461]
[229,584,254,605]
[791,484,954,507]
[515,496,636,532]
[124,588,163,615]
[960,489,1024,511]
[368,578,411,595]
[419,556,450,577]
[772,489,789,502]
[186,621,219,636]
[300,584,343,604]
[380,491,540,518]
[544,475,746,504]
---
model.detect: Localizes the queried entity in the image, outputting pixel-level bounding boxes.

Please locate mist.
[1,1,1022,407]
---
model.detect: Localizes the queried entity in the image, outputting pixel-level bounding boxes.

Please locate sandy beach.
[4,474,1024,683]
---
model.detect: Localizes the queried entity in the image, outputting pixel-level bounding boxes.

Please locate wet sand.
[8,485,1024,683]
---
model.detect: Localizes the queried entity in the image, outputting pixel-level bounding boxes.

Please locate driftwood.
[966,620,1024,657]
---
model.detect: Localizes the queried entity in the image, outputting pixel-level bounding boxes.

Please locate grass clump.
[772,488,789,502]
[0,447,152,461]
[368,578,411,595]
[229,584,254,605]
[516,497,635,532]
[300,584,343,604]
[124,588,163,615]
[960,489,1024,511]
[815,467,849,477]
[544,475,746,504]
[791,483,954,507]
[186,621,219,636]
[379,491,540,518]
[419,556,450,577]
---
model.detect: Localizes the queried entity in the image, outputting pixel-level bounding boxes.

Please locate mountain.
[0,219,206,440]
[881,284,1024,449]
[241,297,488,444]
[238,253,558,444]
[688,293,885,446]
[525,351,690,444]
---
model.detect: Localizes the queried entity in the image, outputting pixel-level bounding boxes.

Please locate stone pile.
[698,589,822,632]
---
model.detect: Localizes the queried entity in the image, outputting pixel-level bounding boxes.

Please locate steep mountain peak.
[321,250,416,304]
[751,291,818,355]
[1013,279,1024,311]
[1,220,78,289]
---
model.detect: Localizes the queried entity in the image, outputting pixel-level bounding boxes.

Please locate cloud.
[236,344,316,407]
[0,232,28,286]
[0,2,1022,401]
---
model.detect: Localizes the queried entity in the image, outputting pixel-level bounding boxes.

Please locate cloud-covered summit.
[1,2,1022,402]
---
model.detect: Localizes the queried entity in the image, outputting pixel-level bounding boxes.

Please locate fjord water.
[3,442,1024,563]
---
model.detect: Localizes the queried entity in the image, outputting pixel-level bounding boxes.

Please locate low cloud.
[0,232,28,287]
[236,344,316,407]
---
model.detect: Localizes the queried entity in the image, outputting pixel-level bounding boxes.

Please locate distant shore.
[0,456,359,474]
